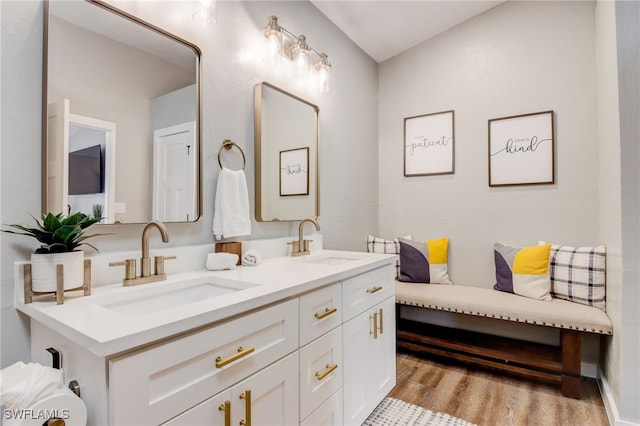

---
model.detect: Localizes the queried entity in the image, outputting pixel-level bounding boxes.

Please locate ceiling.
[310,1,504,63]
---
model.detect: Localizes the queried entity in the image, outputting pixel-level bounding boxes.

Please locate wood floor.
[388,351,609,426]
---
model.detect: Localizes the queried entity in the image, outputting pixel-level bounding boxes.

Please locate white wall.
[378,1,637,423]
[379,1,600,289]
[378,0,604,365]
[0,0,378,367]
[595,0,624,419]
[614,0,640,422]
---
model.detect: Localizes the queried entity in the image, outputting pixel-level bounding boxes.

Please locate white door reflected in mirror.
[153,122,197,222]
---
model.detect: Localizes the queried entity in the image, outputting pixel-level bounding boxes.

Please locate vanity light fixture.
[263,16,332,92]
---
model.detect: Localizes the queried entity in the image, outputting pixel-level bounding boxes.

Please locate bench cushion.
[395,281,612,335]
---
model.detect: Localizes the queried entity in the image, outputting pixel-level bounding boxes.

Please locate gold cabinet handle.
[379,308,384,335]
[370,311,378,339]
[215,346,255,368]
[314,307,337,320]
[218,400,231,426]
[367,286,383,294]
[315,363,338,381]
[239,389,251,426]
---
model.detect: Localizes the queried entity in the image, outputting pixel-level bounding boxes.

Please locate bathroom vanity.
[16,246,396,425]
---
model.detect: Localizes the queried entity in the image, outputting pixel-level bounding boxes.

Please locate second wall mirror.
[254,82,319,222]
[43,0,201,224]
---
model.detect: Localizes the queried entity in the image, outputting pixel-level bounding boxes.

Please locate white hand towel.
[206,253,238,270]
[213,168,251,240]
[242,248,262,266]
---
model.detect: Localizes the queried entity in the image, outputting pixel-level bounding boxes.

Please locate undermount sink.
[98,278,256,316]
[299,254,361,265]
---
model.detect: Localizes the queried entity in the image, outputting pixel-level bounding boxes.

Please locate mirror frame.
[254,82,320,222]
[42,0,202,224]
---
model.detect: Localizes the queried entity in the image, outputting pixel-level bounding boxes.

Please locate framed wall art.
[488,110,555,187]
[404,110,455,177]
[279,147,309,196]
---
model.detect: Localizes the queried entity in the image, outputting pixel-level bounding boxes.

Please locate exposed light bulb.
[266,34,281,65]
[193,0,216,25]
[316,53,331,93]
[317,67,329,93]
[294,35,310,79]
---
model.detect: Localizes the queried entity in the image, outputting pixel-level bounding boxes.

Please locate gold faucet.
[289,218,320,257]
[109,220,175,286]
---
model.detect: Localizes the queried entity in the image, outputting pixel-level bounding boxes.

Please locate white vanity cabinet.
[22,251,397,426]
[342,268,396,426]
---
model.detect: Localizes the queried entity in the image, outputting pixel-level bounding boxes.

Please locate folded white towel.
[213,167,251,240]
[206,253,238,271]
[242,248,262,266]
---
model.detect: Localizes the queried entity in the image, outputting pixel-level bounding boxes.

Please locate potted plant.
[3,212,107,292]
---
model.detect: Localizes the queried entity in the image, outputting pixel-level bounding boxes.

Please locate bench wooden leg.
[561,329,581,399]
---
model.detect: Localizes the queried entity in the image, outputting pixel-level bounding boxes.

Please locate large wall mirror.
[43,0,201,224]
[254,82,319,222]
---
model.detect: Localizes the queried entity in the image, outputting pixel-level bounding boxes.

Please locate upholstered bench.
[395,282,613,399]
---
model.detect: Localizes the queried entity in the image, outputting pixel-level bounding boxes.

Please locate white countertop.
[15,250,395,357]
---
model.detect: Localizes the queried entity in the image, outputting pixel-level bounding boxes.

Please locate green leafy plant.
[3,212,109,254]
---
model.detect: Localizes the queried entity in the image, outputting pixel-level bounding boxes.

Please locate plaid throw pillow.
[542,242,607,311]
[367,235,409,280]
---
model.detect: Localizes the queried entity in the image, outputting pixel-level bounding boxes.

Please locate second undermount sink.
[299,253,361,265]
[98,278,256,317]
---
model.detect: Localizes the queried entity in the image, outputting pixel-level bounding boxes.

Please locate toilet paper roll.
[4,387,87,426]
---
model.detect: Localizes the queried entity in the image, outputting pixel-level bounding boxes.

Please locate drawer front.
[109,298,298,426]
[300,388,343,426]
[342,265,394,321]
[299,326,343,421]
[299,283,342,346]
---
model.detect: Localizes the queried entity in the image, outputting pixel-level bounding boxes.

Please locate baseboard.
[582,361,598,379]
[597,367,639,426]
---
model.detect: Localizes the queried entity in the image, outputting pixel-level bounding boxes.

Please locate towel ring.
[218,139,246,170]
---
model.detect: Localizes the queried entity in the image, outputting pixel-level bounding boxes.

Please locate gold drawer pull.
[239,389,251,426]
[379,308,384,334]
[314,307,337,320]
[367,286,383,294]
[215,346,255,368]
[315,363,338,381]
[218,400,231,426]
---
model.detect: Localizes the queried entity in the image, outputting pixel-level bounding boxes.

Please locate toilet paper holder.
[68,380,81,398]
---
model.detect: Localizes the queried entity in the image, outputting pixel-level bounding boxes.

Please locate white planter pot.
[30,251,85,292]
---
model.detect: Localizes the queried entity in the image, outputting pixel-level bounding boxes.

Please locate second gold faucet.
[289,218,320,257]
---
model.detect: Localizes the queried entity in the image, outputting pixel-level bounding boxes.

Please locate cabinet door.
[163,352,298,426]
[342,296,396,426]
[162,390,232,426]
[231,352,299,426]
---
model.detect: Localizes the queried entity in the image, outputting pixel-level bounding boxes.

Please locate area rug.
[363,397,477,426]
